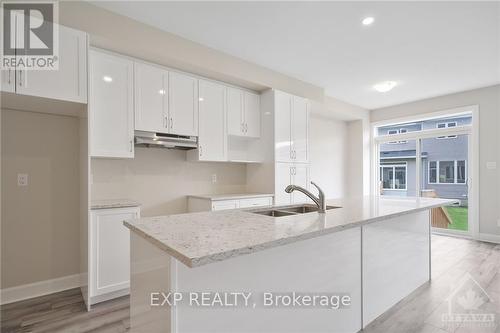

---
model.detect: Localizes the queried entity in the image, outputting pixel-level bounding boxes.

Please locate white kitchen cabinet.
[89,49,134,158]
[275,91,293,162]
[188,195,273,212]
[189,79,226,161]
[169,71,199,136]
[90,206,140,304]
[227,87,244,136]
[274,162,310,205]
[134,62,168,133]
[15,25,87,103]
[292,96,309,163]
[227,87,260,138]
[292,163,310,203]
[1,69,15,93]
[274,91,309,163]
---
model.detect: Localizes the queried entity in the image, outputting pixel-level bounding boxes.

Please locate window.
[388,128,408,144]
[380,163,407,190]
[437,122,458,139]
[439,161,455,183]
[429,161,437,183]
[428,160,466,184]
[457,160,466,183]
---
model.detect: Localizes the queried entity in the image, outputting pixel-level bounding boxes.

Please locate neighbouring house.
[378,115,471,204]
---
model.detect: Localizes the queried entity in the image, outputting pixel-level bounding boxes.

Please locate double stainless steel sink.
[250,204,339,217]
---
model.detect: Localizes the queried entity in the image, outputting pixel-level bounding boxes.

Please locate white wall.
[371,84,500,237]
[309,115,348,199]
[1,109,81,288]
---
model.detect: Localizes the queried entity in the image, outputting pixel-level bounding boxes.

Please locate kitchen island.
[124,196,455,333]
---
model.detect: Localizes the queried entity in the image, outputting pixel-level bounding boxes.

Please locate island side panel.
[362,209,430,327]
[130,233,173,333]
[173,227,362,333]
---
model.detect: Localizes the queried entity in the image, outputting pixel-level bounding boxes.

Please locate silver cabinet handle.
[18,71,23,86]
[199,146,203,156]
[241,123,244,133]
[164,116,168,128]
[170,117,173,129]
[8,69,11,84]
[245,123,248,133]
[129,139,133,152]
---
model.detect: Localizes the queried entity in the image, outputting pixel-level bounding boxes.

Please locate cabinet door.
[134,62,168,133]
[1,69,15,93]
[275,162,292,205]
[168,72,198,136]
[292,96,309,163]
[198,79,227,161]
[227,87,244,136]
[275,91,293,162]
[244,92,261,138]
[89,49,134,158]
[91,207,139,297]
[212,200,239,211]
[17,25,87,103]
[292,164,310,204]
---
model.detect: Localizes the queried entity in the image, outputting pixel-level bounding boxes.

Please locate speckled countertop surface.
[188,193,274,200]
[124,196,455,268]
[91,199,141,210]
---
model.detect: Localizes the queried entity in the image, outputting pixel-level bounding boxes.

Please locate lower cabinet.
[188,196,273,212]
[89,206,140,305]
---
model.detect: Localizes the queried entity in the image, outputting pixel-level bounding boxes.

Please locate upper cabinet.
[134,65,198,137]
[227,87,260,138]
[188,79,227,162]
[89,49,134,158]
[168,72,199,136]
[134,62,168,133]
[2,25,88,104]
[274,91,309,163]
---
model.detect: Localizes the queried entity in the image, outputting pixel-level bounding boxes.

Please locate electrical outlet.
[17,173,28,186]
[211,174,217,184]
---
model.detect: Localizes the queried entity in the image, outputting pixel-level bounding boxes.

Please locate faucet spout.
[284,181,327,213]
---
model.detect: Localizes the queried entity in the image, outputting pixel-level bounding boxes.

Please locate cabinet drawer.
[212,200,239,211]
[239,197,273,208]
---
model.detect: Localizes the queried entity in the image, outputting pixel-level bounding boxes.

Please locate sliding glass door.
[374,112,474,237]
[420,135,469,233]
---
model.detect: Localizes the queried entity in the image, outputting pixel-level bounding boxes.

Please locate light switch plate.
[486,162,497,170]
[17,173,28,186]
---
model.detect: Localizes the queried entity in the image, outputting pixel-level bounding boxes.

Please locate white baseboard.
[479,233,500,244]
[0,274,81,305]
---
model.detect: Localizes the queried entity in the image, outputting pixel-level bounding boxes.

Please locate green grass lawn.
[446,206,468,231]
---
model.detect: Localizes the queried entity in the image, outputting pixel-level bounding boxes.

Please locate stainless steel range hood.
[134,131,197,150]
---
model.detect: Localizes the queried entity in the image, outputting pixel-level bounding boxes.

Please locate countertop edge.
[187,193,274,201]
[124,200,453,268]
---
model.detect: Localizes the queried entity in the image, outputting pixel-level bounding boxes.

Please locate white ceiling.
[93,1,500,109]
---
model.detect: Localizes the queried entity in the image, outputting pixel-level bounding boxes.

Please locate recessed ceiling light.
[199,97,204,101]
[102,75,113,83]
[373,81,397,93]
[158,89,166,95]
[362,17,375,26]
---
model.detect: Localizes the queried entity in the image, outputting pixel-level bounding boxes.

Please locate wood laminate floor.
[1,235,499,333]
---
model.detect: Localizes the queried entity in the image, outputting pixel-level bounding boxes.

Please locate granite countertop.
[188,193,274,200]
[124,196,455,268]
[91,199,141,210]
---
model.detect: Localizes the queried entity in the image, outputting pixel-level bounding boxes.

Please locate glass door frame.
[371,106,479,239]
